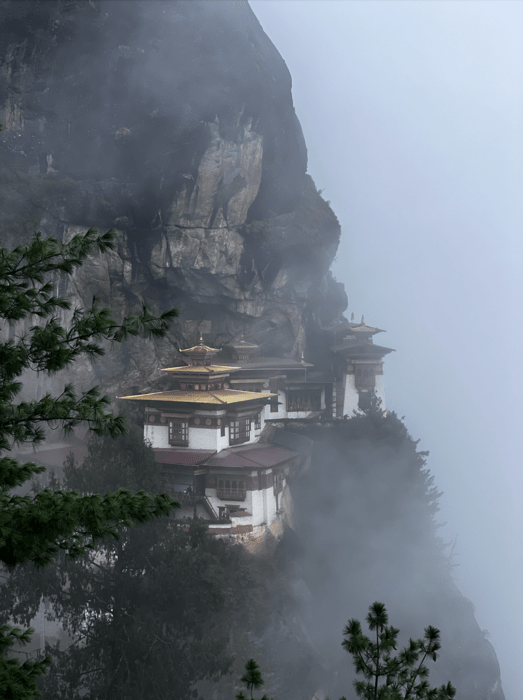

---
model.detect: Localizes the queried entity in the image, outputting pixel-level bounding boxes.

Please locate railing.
[202,495,219,519]
[216,488,246,501]
[172,490,202,506]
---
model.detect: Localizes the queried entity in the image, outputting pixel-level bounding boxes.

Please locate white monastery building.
[119,317,394,549]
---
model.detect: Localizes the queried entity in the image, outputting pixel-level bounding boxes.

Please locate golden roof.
[119,389,276,405]
[180,343,221,354]
[160,364,239,374]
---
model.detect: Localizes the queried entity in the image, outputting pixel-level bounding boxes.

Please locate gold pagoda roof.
[160,364,239,374]
[180,343,221,355]
[119,388,276,405]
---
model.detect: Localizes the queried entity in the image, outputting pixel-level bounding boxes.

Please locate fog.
[250,2,523,698]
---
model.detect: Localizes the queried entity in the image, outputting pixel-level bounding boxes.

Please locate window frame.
[229,416,251,445]
[168,418,189,446]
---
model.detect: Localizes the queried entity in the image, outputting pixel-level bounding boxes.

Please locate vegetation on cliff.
[0,229,179,698]
[3,428,271,700]
[281,403,503,700]
[341,601,455,699]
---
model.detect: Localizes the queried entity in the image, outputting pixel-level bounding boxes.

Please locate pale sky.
[250,2,523,698]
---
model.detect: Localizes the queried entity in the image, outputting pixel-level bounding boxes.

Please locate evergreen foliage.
[3,429,267,700]
[281,399,467,698]
[341,602,456,700]
[235,659,271,700]
[0,229,179,698]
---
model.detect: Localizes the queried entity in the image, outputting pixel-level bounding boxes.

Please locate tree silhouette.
[341,602,456,700]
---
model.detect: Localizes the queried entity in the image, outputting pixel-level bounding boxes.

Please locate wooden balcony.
[216,488,246,501]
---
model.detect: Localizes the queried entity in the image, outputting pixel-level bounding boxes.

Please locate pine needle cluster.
[341,602,456,700]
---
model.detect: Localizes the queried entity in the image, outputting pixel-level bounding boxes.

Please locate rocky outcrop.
[0,0,346,396]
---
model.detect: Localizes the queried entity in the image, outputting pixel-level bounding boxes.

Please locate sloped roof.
[221,357,312,370]
[160,364,238,374]
[207,443,296,469]
[119,389,276,405]
[330,341,394,356]
[269,429,314,455]
[153,449,215,465]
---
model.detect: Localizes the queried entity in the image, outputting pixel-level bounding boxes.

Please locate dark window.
[230,417,250,445]
[274,471,284,495]
[286,390,321,412]
[169,419,188,446]
[217,476,246,501]
[270,394,279,413]
[355,366,376,391]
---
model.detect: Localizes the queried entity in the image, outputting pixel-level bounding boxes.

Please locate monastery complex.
[119,318,394,551]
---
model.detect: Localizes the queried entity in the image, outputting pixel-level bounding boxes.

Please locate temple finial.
[198,333,204,345]
[361,315,365,325]
[351,312,354,322]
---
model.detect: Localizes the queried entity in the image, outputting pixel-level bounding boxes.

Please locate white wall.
[206,487,253,519]
[374,374,386,410]
[188,426,222,450]
[207,485,274,530]
[144,423,170,448]
[266,480,278,523]
[342,373,360,417]
[250,473,275,527]
[264,389,292,420]
[144,417,262,451]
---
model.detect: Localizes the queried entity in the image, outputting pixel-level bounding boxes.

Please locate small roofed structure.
[230,335,260,363]
[178,336,221,366]
[329,315,394,416]
[221,344,327,421]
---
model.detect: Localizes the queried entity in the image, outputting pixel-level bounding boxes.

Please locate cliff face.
[0,0,346,394]
[0,3,506,700]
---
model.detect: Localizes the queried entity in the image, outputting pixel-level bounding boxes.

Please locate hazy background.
[250,2,523,698]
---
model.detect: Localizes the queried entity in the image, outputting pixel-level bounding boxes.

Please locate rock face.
[0,3,506,700]
[0,0,346,395]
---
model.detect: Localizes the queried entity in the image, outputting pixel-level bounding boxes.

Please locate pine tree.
[3,429,266,700]
[341,602,456,700]
[0,228,180,699]
[236,659,271,700]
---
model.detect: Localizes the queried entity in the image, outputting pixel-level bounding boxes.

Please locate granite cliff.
[0,0,346,396]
